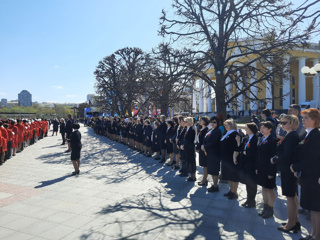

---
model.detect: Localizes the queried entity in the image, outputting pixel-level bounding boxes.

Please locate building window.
[291,76,296,85]
[292,88,296,104]
[279,88,283,107]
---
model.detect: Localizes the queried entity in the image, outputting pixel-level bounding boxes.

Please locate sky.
[0,0,319,104]
[0,0,172,103]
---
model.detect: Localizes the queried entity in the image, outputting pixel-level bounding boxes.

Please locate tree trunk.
[215,75,227,118]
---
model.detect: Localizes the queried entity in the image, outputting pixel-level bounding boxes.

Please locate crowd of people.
[87,104,320,240]
[0,119,49,165]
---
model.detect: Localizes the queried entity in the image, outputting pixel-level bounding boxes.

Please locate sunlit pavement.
[0,124,312,239]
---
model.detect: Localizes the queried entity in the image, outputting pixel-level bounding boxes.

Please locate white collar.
[305,128,314,138]
[306,128,314,133]
[220,129,236,141]
[248,134,254,140]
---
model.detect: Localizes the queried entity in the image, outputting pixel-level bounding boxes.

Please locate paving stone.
[0,125,313,240]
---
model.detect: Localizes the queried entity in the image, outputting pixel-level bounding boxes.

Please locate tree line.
[94,0,320,117]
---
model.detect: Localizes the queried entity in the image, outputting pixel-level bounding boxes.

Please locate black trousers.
[61,133,65,144]
[246,183,257,203]
[5,141,12,160]
[180,151,187,174]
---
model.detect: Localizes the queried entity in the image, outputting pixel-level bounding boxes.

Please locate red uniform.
[8,125,18,148]
[0,129,2,149]
[16,123,25,144]
[0,127,8,152]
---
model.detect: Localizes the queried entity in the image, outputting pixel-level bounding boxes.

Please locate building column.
[250,62,257,111]
[266,77,273,109]
[203,82,208,113]
[237,71,243,111]
[299,57,307,104]
[192,81,197,113]
[283,55,291,109]
[313,59,319,109]
[207,85,212,112]
[226,77,232,112]
[199,79,203,112]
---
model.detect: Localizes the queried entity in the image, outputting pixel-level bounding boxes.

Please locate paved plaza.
[0,125,313,239]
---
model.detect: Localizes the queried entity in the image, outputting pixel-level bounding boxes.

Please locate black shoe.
[65,149,71,153]
[77,170,80,175]
[258,204,268,216]
[172,165,180,170]
[278,225,299,234]
[154,157,160,160]
[159,159,165,163]
[198,181,208,186]
[179,169,183,173]
[245,202,256,208]
[241,201,248,207]
[262,206,274,219]
[223,191,232,197]
[71,171,77,176]
[179,173,188,177]
[146,155,152,157]
[228,192,238,200]
[167,162,174,166]
[207,186,219,193]
[187,177,196,182]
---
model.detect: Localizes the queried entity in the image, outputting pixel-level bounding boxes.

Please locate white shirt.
[245,134,254,150]
[305,128,314,139]
[260,135,270,145]
[220,130,236,141]
[205,128,214,138]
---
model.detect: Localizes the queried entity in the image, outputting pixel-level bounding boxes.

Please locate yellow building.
[192,43,320,113]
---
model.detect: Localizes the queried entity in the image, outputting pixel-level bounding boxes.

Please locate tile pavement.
[0,124,312,239]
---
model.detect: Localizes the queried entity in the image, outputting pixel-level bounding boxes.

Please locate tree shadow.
[35,126,309,239]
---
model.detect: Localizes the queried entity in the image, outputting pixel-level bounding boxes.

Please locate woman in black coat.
[152,121,161,159]
[180,117,196,182]
[236,123,258,208]
[59,118,66,145]
[220,118,240,200]
[135,119,144,152]
[202,116,222,192]
[70,123,82,175]
[172,116,182,170]
[158,115,168,163]
[271,115,300,233]
[52,119,59,136]
[165,121,175,166]
[256,121,277,219]
[143,119,153,157]
[196,116,209,185]
[291,108,320,240]
[177,121,187,176]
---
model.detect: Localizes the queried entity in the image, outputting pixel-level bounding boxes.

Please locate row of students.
[0,118,49,165]
[90,109,319,239]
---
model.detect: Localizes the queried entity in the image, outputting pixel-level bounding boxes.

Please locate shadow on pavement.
[34,174,73,188]
[35,126,300,239]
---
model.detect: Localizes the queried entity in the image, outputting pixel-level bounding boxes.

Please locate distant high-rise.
[1,98,7,107]
[18,90,32,107]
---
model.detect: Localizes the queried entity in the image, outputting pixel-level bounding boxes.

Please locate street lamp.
[301,60,320,109]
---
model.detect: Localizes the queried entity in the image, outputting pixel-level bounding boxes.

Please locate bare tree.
[147,43,194,115]
[94,47,149,116]
[160,0,320,116]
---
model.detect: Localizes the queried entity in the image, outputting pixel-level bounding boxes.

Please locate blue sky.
[0,0,172,103]
[0,0,319,104]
